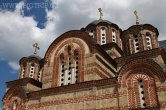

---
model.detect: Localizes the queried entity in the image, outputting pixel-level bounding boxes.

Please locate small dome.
[28,55,41,60]
[86,19,120,30]
[89,19,112,25]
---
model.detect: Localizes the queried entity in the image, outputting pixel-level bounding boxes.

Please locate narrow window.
[67,46,72,85]
[21,64,26,78]
[74,50,79,83]
[38,69,42,82]
[138,79,146,108]
[112,29,116,43]
[89,30,94,38]
[134,35,140,53]
[59,47,79,86]
[13,100,17,110]
[29,63,35,78]
[100,27,106,45]
[60,54,65,86]
[146,32,152,50]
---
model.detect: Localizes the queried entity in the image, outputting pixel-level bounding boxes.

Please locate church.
[2,9,166,110]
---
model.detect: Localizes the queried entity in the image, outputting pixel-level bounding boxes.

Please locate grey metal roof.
[89,19,112,25]
[159,40,166,51]
[28,55,41,60]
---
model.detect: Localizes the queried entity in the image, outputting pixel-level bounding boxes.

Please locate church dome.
[85,19,121,31]
[28,55,41,60]
[89,19,113,25]
[19,55,43,81]
[85,19,122,47]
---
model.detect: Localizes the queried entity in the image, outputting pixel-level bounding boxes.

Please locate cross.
[134,10,139,25]
[98,8,103,20]
[33,43,40,55]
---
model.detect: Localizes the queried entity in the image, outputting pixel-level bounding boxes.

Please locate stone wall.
[27,85,128,110]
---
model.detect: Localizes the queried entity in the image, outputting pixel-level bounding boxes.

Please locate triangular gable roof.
[101,42,125,56]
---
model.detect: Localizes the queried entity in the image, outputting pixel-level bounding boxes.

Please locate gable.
[101,42,124,59]
[44,30,94,63]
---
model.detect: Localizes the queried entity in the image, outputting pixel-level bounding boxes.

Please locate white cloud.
[8,61,19,70]
[0,2,57,71]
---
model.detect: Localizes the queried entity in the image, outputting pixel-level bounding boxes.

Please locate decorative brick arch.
[51,39,87,87]
[118,59,165,86]
[2,86,26,110]
[118,59,163,109]
[126,73,159,108]
[41,30,95,87]
[44,30,94,63]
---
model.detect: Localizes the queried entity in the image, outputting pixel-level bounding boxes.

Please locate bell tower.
[18,43,44,82]
[121,11,159,54]
[85,8,122,49]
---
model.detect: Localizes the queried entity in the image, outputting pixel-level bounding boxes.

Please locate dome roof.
[86,19,120,30]
[28,55,41,60]
[89,19,112,25]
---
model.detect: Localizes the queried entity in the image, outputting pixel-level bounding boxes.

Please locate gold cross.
[33,43,40,55]
[134,10,139,25]
[98,8,103,20]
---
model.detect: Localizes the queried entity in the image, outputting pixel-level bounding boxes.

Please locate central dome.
[89,19,113,25]
[85,19,120,30]
[84,19,122,47]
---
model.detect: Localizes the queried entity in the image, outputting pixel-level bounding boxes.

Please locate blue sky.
[0,0,54,107]
[0,60,17,107]
[0,0,53,28]
[0,0,166,108]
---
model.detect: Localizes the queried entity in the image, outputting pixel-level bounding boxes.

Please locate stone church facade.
[2,15,166,110]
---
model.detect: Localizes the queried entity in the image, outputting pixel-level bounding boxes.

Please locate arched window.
[38,69,42,82]
[100,27,106,45]
[134,35,140,53]
[59,46,79,86]
[13,100,17,110]
[89,30,94,38]
[126,73,158,108]
[138,79,146,108]
[29,63,35,78]
[74,50,79,83]
[112,29,116,43]
[146,32,152,50]
[21,64,26,78]
[60,54,65,86]
[67,46,72,85]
